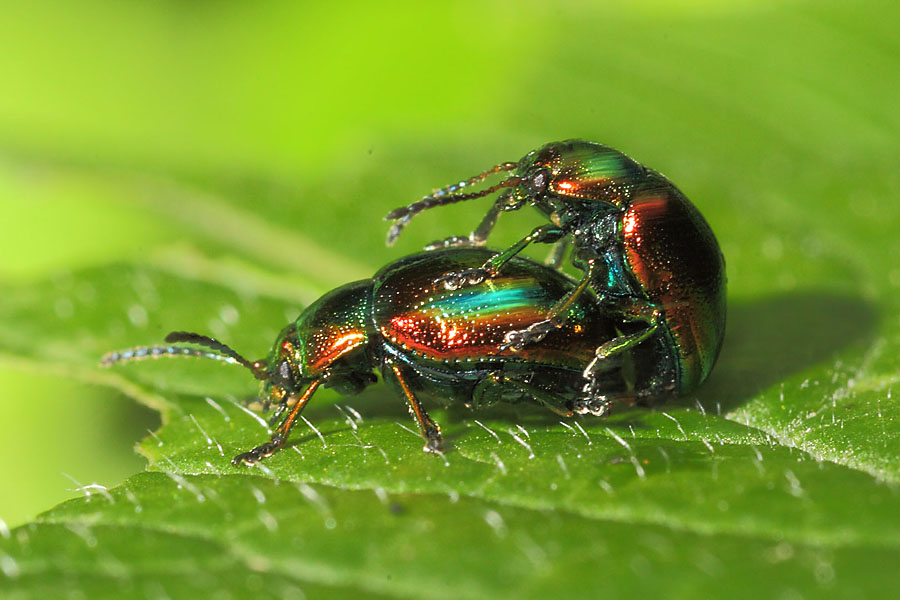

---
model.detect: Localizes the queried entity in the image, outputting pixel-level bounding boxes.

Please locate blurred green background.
[0,0,897,547]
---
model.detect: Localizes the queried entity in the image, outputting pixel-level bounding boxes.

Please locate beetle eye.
[530,169,549,194]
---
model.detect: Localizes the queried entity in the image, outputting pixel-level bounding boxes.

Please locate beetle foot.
[422,426,444,453]
[572,383,612,417]
[435,268,492,291]
[424,236,481,251]
[500,319,555,352]
[232,435,285,467]
[571,396,612,417]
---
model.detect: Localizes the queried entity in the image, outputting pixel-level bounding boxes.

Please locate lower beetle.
[385,140,726,396]
[102,248,674,465]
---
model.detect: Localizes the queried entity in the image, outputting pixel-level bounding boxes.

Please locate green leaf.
[6,471,897,599]
[2,1,900,598]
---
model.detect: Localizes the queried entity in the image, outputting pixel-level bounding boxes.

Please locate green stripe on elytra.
[423,283,552,317]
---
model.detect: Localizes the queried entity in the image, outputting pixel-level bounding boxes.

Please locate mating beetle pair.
[103,140,725,465]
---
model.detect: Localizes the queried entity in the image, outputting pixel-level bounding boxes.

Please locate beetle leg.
[232,379,321,466]
[469,194,507,243]
[545,258,597,319]
[571,379,613,417]
[388,362,443,453]
[500,259,597,351]
[482,224,565,274]
[474,371,574,417]
[544,238,569,268]
[434,267,492,290]
[424,235,479,250]
[584,301,662,376]
[424,195,507,250]
[434,224,565,291]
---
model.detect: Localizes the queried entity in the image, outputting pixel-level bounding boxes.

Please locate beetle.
[385,140,726,395]
[101,248,675,465]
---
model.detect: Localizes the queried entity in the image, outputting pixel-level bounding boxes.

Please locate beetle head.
[259,323,307,408]
[264,282,376,406]
[521,140,645,207]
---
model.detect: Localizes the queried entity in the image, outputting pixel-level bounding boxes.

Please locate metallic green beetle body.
[386,140,726,398]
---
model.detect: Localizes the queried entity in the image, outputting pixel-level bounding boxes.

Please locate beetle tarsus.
[571,399,611,417]
[573,378,615,417]
[422,426,444,453]
[499,319,555,352]
[424,236,481,251]
[434,267,491,291]
[232,435,285,467]
[571,393,612,417]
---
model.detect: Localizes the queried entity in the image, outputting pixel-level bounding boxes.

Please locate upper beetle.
[385,140,726,396]
[103,248,674,465]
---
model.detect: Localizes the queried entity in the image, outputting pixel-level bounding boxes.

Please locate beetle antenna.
[164,331,255,369]
[385,173,526,245]
[100,331,268,380]
[421,161,519,202]
[165,331,269,379]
